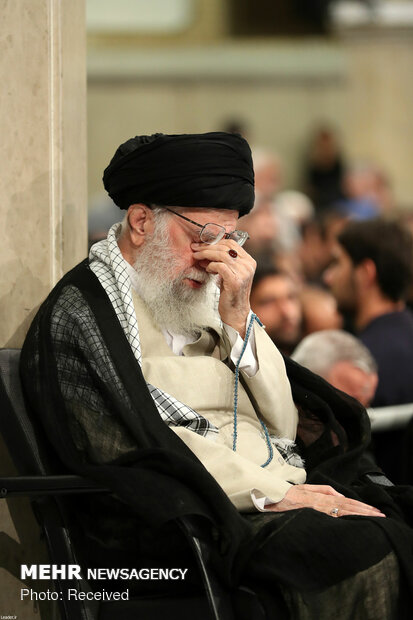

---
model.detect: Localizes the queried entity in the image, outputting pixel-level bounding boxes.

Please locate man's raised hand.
[192,240,256,338]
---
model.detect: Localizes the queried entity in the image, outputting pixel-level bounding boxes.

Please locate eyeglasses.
[163,208,249,247]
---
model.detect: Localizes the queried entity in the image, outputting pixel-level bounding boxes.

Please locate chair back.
[0,348,97,620]
[0,348,50,475]
[0,348,265,620]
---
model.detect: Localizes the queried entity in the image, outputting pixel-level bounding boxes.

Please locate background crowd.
[242,123,413,485]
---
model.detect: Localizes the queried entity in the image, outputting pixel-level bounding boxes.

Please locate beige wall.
[344,36,413,205]
[87,0,229,48]
[0,1,87,616]
[87,32,413,208]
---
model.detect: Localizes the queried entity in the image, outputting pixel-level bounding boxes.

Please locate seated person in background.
[298,209,348,286]
[20,132,413,618]
[337,162,395,219]
[291,329,378,408]
[324,218,413,484]
[300,285,343,337]
[250,265,302,355]
[324,218,413,408]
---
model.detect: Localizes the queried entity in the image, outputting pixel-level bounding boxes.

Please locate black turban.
[102,132,254,217]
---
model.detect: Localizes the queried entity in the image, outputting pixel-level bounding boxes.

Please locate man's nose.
[281,302,296,321]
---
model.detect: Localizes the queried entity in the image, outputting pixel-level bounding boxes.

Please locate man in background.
[324,218,413,482]
[291,329,378,408]
[250,266,343,356]
[300,286,343,337]
[250,266,302,355]
[323,218,413,408]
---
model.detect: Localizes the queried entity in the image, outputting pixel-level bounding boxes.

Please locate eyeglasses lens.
[234,231,249,247]
[200,224,226,245]
[199,224,249,247]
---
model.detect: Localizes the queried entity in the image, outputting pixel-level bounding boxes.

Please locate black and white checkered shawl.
[89,223,218,440]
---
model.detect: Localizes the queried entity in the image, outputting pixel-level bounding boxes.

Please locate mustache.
[178,268,210,284]
[177,269,221,290]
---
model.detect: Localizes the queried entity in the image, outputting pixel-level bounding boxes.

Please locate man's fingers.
[338,496,384,512]
[340,511,386,518]
[296,485,386,516]
[192,238,248,254]
[192,248,254,273]
[192,240,255,267]
[205,261,237,280]
[331,507,386,518]
[326,498,385,518]
[205,261,254,294]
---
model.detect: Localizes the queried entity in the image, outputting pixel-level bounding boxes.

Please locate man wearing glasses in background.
[21,133,413,617]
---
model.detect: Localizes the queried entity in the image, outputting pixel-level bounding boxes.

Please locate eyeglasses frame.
[162,207,249,246]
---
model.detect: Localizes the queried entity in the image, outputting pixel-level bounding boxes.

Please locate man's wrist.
[233,324,246,339]
[221,311,250,340]
[223,309,258,377]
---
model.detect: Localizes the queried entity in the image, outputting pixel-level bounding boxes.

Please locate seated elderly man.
[291,329,378,408]
[20,133,413,618]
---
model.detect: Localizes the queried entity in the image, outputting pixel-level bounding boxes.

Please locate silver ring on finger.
[330,507,339,517]
[228,249,238,259]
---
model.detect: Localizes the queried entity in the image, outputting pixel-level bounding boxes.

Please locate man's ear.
[127,204,154,247]
[356,258,377,290]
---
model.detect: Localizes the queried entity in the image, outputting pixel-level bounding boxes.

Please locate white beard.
[133,220,221,337]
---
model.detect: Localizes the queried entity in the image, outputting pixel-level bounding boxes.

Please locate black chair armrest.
[362,473,394,487]
[0,474,108,497]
